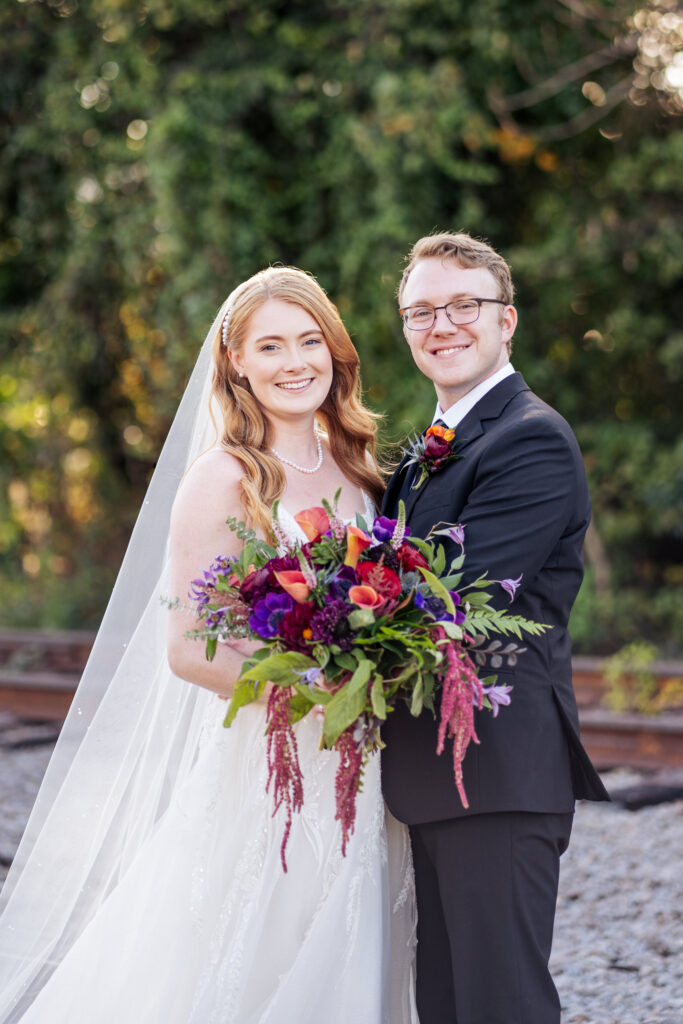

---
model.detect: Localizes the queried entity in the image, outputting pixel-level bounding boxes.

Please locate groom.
[381,232,609,1024]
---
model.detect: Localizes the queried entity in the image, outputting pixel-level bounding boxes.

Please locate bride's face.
[231,298,334,424]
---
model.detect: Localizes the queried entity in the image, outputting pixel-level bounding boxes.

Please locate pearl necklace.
[271,432,324,474]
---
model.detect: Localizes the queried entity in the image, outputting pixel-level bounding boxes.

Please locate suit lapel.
[402,373,530,520]
[453,372,529,452]
[382,450,413,516]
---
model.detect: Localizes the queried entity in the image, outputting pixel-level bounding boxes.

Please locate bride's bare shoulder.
[172,448,243,523]
[186,447,242,482]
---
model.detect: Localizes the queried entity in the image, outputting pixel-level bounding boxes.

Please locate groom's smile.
[429,342,473,357]
[400,257,517,412]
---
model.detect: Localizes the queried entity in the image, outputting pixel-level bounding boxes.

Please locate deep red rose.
[398,543,429,571]
[356,560,402,599]
[423,434,451,460]
[279,601,315,653]
[239,567,271,603]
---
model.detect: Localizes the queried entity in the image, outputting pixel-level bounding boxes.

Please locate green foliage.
[602,641,660,714]
[323,659,374,747]
[466,609,550,640]
[0,0,681,654]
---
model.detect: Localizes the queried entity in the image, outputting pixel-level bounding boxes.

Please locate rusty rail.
[1,630,682,769]
[0,630,93,718]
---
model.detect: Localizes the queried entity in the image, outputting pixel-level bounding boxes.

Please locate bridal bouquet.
[189,496,548,870]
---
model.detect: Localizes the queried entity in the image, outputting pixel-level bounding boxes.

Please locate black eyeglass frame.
[399,297,507,331]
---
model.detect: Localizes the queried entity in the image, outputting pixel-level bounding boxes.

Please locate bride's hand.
[218,636,261,656]
[217,680,274,703]
[311,674,335,720]
[214,638,263,699]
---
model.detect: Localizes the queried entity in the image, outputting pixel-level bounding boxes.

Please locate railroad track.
[1,630,682,770]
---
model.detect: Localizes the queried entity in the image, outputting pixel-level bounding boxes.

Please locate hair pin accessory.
[221,306,234,348]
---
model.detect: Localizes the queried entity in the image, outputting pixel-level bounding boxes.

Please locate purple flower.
[415,590,466,625]
[189,557,237,606]
[499,574,522,602]
[204,608,232,629]
[249,592,294,638]
[295,667,323,691]
[448,590,466,624]
[481,684,513,717]
[352,713,380,750]
[372,516,396,543]
[210,555,237,574]
[329,564,358,600]
[445,524,466,547]
[189,570,215,606]
[371,516,410,544]
[335,564,359,584]
[362,542,400,572]
[309,598,353,650]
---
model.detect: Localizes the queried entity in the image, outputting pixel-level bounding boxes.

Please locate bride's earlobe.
[228,352,245,379]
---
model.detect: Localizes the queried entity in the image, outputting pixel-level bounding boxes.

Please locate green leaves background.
[1,0,681,653]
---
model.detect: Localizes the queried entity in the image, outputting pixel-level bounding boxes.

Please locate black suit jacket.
[381,372,609,824]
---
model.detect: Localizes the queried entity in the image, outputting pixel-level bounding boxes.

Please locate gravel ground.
[1,737,681,1023]
[0,741,54,886]
[551,769,682,1024]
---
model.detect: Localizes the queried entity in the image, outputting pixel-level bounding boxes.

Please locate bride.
[0,267,418,1023]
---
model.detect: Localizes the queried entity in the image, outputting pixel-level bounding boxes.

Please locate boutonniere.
[403,424,461,491]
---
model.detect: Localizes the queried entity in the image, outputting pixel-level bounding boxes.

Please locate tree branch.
[555,0,625,24]
[533,75,634,141]
[490,36,638,113]
[583,519,611,595]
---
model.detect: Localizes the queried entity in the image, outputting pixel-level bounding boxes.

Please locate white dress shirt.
[432,363,516,429]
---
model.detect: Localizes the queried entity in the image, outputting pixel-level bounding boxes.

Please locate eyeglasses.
[399,298,506,331]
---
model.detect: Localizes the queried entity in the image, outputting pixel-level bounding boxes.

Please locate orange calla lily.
[348,584,383,609]
[274,570,311,604]
[294,506,330,542]
[344,525,372,568]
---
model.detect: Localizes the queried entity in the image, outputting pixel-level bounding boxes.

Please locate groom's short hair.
[398,232,515,307]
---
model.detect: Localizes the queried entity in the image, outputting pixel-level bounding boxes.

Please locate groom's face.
[400,257,517,412]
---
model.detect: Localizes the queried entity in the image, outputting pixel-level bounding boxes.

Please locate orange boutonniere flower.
[426,424,455,443]
[403,424,460,491]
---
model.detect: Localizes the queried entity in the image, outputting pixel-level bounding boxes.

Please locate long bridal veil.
[0,301,230,1021]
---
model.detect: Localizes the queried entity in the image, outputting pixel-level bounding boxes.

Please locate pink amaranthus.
[434,626,485,807]
[333,727,364,857]
[265,685,304,872]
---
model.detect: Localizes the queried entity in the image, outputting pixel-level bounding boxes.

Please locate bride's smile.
[230,298,334,427]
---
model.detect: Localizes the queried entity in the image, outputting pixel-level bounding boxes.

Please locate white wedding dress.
[2,501,418,1024]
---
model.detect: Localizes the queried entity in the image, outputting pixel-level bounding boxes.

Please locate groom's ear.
[502,304,518,346]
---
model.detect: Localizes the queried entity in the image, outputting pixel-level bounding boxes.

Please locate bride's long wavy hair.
[210,266,384,534]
